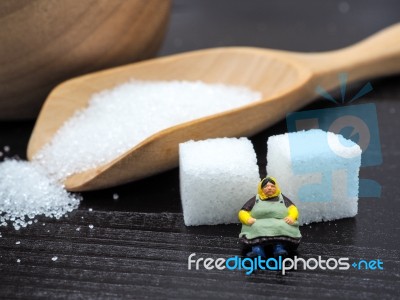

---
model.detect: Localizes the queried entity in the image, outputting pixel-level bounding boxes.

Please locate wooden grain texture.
[0,0,171,120]
[0,207,399,300]
[27,24,400,192]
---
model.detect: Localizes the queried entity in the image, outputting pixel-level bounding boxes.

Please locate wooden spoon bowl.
[27,24,400,191]
[0,0,171,120]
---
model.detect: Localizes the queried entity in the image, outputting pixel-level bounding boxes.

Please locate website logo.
[286,73,382,200]
[188,253,384,275]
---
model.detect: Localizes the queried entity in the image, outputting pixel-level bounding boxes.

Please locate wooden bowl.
[0,0,171,120]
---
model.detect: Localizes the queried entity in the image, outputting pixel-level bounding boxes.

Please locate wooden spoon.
[27,23,400,192]
[0,0,171,120]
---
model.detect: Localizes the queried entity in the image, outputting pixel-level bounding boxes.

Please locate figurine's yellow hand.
[247,217,256,225]
[284,216,295,225]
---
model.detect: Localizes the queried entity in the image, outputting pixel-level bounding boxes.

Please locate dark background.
[1,0,400,299]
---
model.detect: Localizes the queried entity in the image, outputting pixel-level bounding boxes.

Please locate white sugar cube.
[179,138,260,226]
[267,129,362,225]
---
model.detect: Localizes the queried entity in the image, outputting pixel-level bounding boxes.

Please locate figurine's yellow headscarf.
[257,176,281,200]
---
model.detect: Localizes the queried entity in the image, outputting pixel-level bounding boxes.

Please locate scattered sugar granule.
[34,80,261,180]
[76,227,81,231]
[15,241,20,245]
[89,224,94,229]
[0,160,81,230]
[112,193,119,200]
[17,259,21,263]
[88,208,93,212]
[3,146,10,152]
[52,256,58,261]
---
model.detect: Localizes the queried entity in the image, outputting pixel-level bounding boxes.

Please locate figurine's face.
[262,182,276,196]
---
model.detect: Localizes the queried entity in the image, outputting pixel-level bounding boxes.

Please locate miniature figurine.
[238,176,301,258]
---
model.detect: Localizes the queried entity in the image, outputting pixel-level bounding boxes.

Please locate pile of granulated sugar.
[0,160,80,230]
[0,80,261,230]
[34,80,261,180]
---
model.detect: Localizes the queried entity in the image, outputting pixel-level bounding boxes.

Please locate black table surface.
[1,1,400,299]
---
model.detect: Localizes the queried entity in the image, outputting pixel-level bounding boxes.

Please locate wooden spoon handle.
[295,23,400,90]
